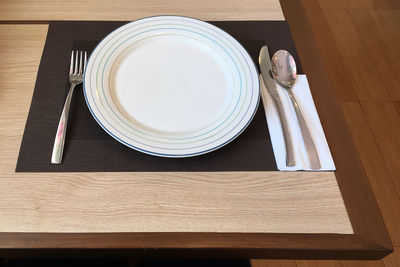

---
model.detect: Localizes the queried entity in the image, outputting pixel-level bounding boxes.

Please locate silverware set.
[259,45,321,169]
[51,46,321,169]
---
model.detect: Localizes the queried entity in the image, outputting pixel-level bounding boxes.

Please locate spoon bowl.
[271,50,297,89]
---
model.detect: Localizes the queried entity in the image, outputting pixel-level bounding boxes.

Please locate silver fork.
[51,50,87,164]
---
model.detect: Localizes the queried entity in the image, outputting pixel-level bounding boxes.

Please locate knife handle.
[271,95,295,166]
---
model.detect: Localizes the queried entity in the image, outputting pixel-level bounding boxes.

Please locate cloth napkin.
[260,74,335,171]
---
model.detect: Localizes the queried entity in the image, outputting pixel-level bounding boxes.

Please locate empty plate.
[84,16,259,157]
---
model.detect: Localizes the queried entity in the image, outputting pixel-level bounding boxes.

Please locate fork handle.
[51,83,77,164]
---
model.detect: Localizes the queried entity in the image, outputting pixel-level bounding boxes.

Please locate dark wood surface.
[0,0,394,261]
[0,233,391,260]
[280,0,392,251]
[255,0,400,265]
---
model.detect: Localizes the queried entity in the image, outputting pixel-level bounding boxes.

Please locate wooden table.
[0,0,392,260]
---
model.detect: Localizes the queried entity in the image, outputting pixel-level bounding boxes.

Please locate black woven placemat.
[16,20,301,172]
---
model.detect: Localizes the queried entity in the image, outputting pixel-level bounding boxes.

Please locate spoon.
[271,50,321,169]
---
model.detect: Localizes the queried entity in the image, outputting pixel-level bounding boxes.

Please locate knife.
[259,45,295,166]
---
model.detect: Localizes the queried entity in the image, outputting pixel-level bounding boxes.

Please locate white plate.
[84,16,259,157]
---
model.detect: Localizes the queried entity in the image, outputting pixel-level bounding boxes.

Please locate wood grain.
[252,0,399,264]
[0,0,284,22]
[0,25,352,234]
[383,247,400,267]
[281,0,391,250]
[395,102,400,117]
[309,0,400,248]
[322,9,390,102]
[370,10,400,90]
[341,102,400,246]
[347,9,400,102]
[361,102,400,196]
[284,0,399,265]
[297,260,340,267]
[0,171,352,233]
[301,0,358,102]
[252,259,297,267]
[340,260,385,267]
[318,0,400,9]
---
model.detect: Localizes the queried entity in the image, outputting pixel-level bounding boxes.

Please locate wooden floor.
[252,0,400,266]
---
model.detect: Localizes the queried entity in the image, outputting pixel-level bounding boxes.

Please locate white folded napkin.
[260,74,335,171]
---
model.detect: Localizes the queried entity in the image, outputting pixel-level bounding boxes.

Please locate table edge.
[0,233,392,260]
[279,0,393,258]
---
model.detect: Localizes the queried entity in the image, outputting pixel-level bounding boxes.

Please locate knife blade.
[259,45,295,167]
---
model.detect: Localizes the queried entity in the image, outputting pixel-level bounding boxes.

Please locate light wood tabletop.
[0,0,284,22]
[0,0,392,260]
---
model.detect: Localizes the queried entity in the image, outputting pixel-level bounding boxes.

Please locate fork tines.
[70,50,87,75]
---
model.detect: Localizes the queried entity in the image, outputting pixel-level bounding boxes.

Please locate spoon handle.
[270,95,295,167]
[287,90,321,169]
